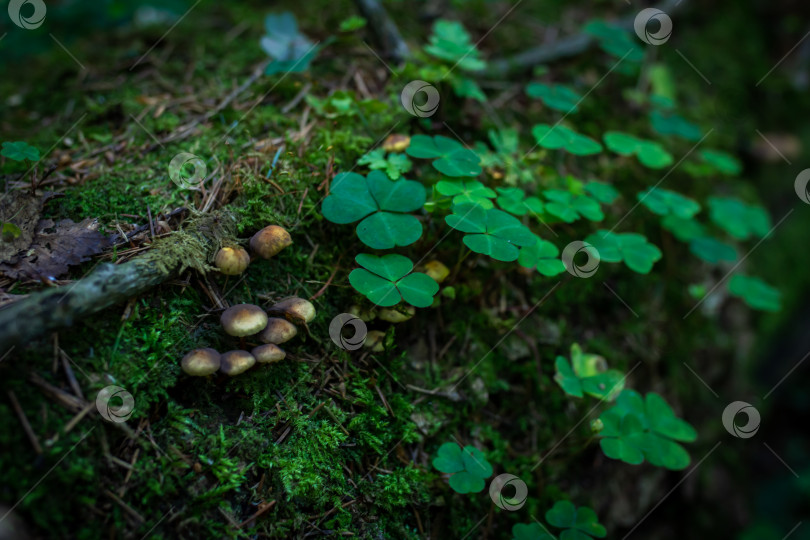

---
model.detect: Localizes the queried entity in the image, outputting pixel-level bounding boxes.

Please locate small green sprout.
[584,230,662,274]
[728,274,781,312]
[349,254,439,308]
[526,82,583,114]
[445,203,536,262]
[357,148,412,180]
[603,131,673,169]
[406,135,482,177]
[545,500,607,540]
[424,20,486,72]
[532,124,603,156]
[431,442,492,494]
[554,343,624,400]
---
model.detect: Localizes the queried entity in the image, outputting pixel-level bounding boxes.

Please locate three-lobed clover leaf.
[545,500,606,540]
[637,187,701,219]
[496,187,545,216]
[436,179,496,208]
[700,148,742,175]
[650,110,702,142]
[432,442,493,494]
[425,20,486,72]
[406,135,482,177]
[321,171,426,249]
[603,131,673,169]
[512,523,554,540]
[1,141,40,162]
[348,254,439,308]
[583,181,619,204]
[661,215,706,242]
[526,82,583,114]
[689,236,737,264]
[598,389,697,470]
[707,197,771,240]
[728,274,781,312]
[584,230,662,274]
[554,343,624,400]
[532,124,603,156]
[518,236,566,277]
[357,148,412,180]
[446,203,536,262]
[261,12,320,75]
[544,190,604,223]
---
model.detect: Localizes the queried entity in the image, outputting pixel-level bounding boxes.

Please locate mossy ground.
[1,1,809,539]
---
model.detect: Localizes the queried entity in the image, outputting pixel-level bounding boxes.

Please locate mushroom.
[348,304,376,322]
[220,350,256,376]
[269,297,316,324]
[423,260,450,284]
[251,343,286,364]
[181,348,221,376]
[250,225,292,259]
[257,317,298,344]
[220,304,268,337]
[214,247,250,275]
[363,330,385,352]
[377,306,415,323]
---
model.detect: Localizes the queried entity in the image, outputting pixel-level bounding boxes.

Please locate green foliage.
[512,523,554,540]
[431,442,493,493]
[707,197,771,240]
[598,390,697,470]
[1,141,39,162]
[518,237,566,276]
[261,12,320,74]
[321,171,426,249]
[544,190,603,223]
[349,254,439,307]
[583,181,619,204]
[728,274,781,311]
[583,20,644,62]
[445,203,536,262]
[661,215,706,242]
[638,187,701,219]
[526,82,583,114]
[436,179,496,208]
[585,230,662,273]
[650,109,702,141]
[532,124,603,156]
[699,149,742,175]
[545,500,607,540]
[358,148,413,180]
[406,135,482,177]
[338,15,366,32]
[475,129,534,185]
[496,187,545,216]
[424,20,486,71]
[689,236,737,264]
[603,131,673,168]
[554,344,624,400]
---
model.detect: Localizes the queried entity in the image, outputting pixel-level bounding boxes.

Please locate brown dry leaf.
[0,218,109,280]
[0,191,49,264]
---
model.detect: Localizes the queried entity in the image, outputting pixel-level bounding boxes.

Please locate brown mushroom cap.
[423,260,450,284]
[269,297,316,324]
[220,350,256,376]
[215,247,250,276]
[257,317,298,344]
[364,330,385,352]
[250,225,292,259]
[251,343,286,364]
[377,306,415,323]
[181,348,221,376]
[220,304,268,337]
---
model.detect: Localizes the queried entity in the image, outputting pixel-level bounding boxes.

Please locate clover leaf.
[518,236,566,277]
[425,20,486,72]
[532,124,603,156]
[583,181,619,204]
[707,197,771,240]
[554,343,624,400]
[349,254,439,307]
[261,12,320,75]
[406,135,482,177]
[661,215,706,242]
[650,110,702,142]
[729,274,781,312]
[496,187,545,216]
[700,149,742,175]
[321,171,426,249]
[598,389,697,470]
[436,179,496,208]
[512,523,554,540]
[689,236,737,264]
[546,501,606,540]
[451,77,487,102]
[584,230,662,274]
[1,141,40,162]
[584,20,645,63]
[432,442,493,494]
[603,131,673,169]
[357,148,412,180]
[544,190,604,223]
[638,188,700,219]
[446,203,536,262]
[526,83,582,114]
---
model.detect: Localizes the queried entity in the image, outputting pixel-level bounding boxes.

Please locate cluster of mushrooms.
[179,224,317,377]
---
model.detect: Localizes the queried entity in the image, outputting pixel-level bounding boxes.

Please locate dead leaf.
[0,191,48,264]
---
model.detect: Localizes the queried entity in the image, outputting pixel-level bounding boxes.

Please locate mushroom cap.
[249,225,292,259]
[423,260,450,284]
[251,343,286,364]
[269,297,316,324]
[257,317,298,344]
[364,330,385,352]
[215,247,250,276]
[377,306,415,323]
[220,350,256,376]
[181,348,221,376]
[220,304,268,337]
